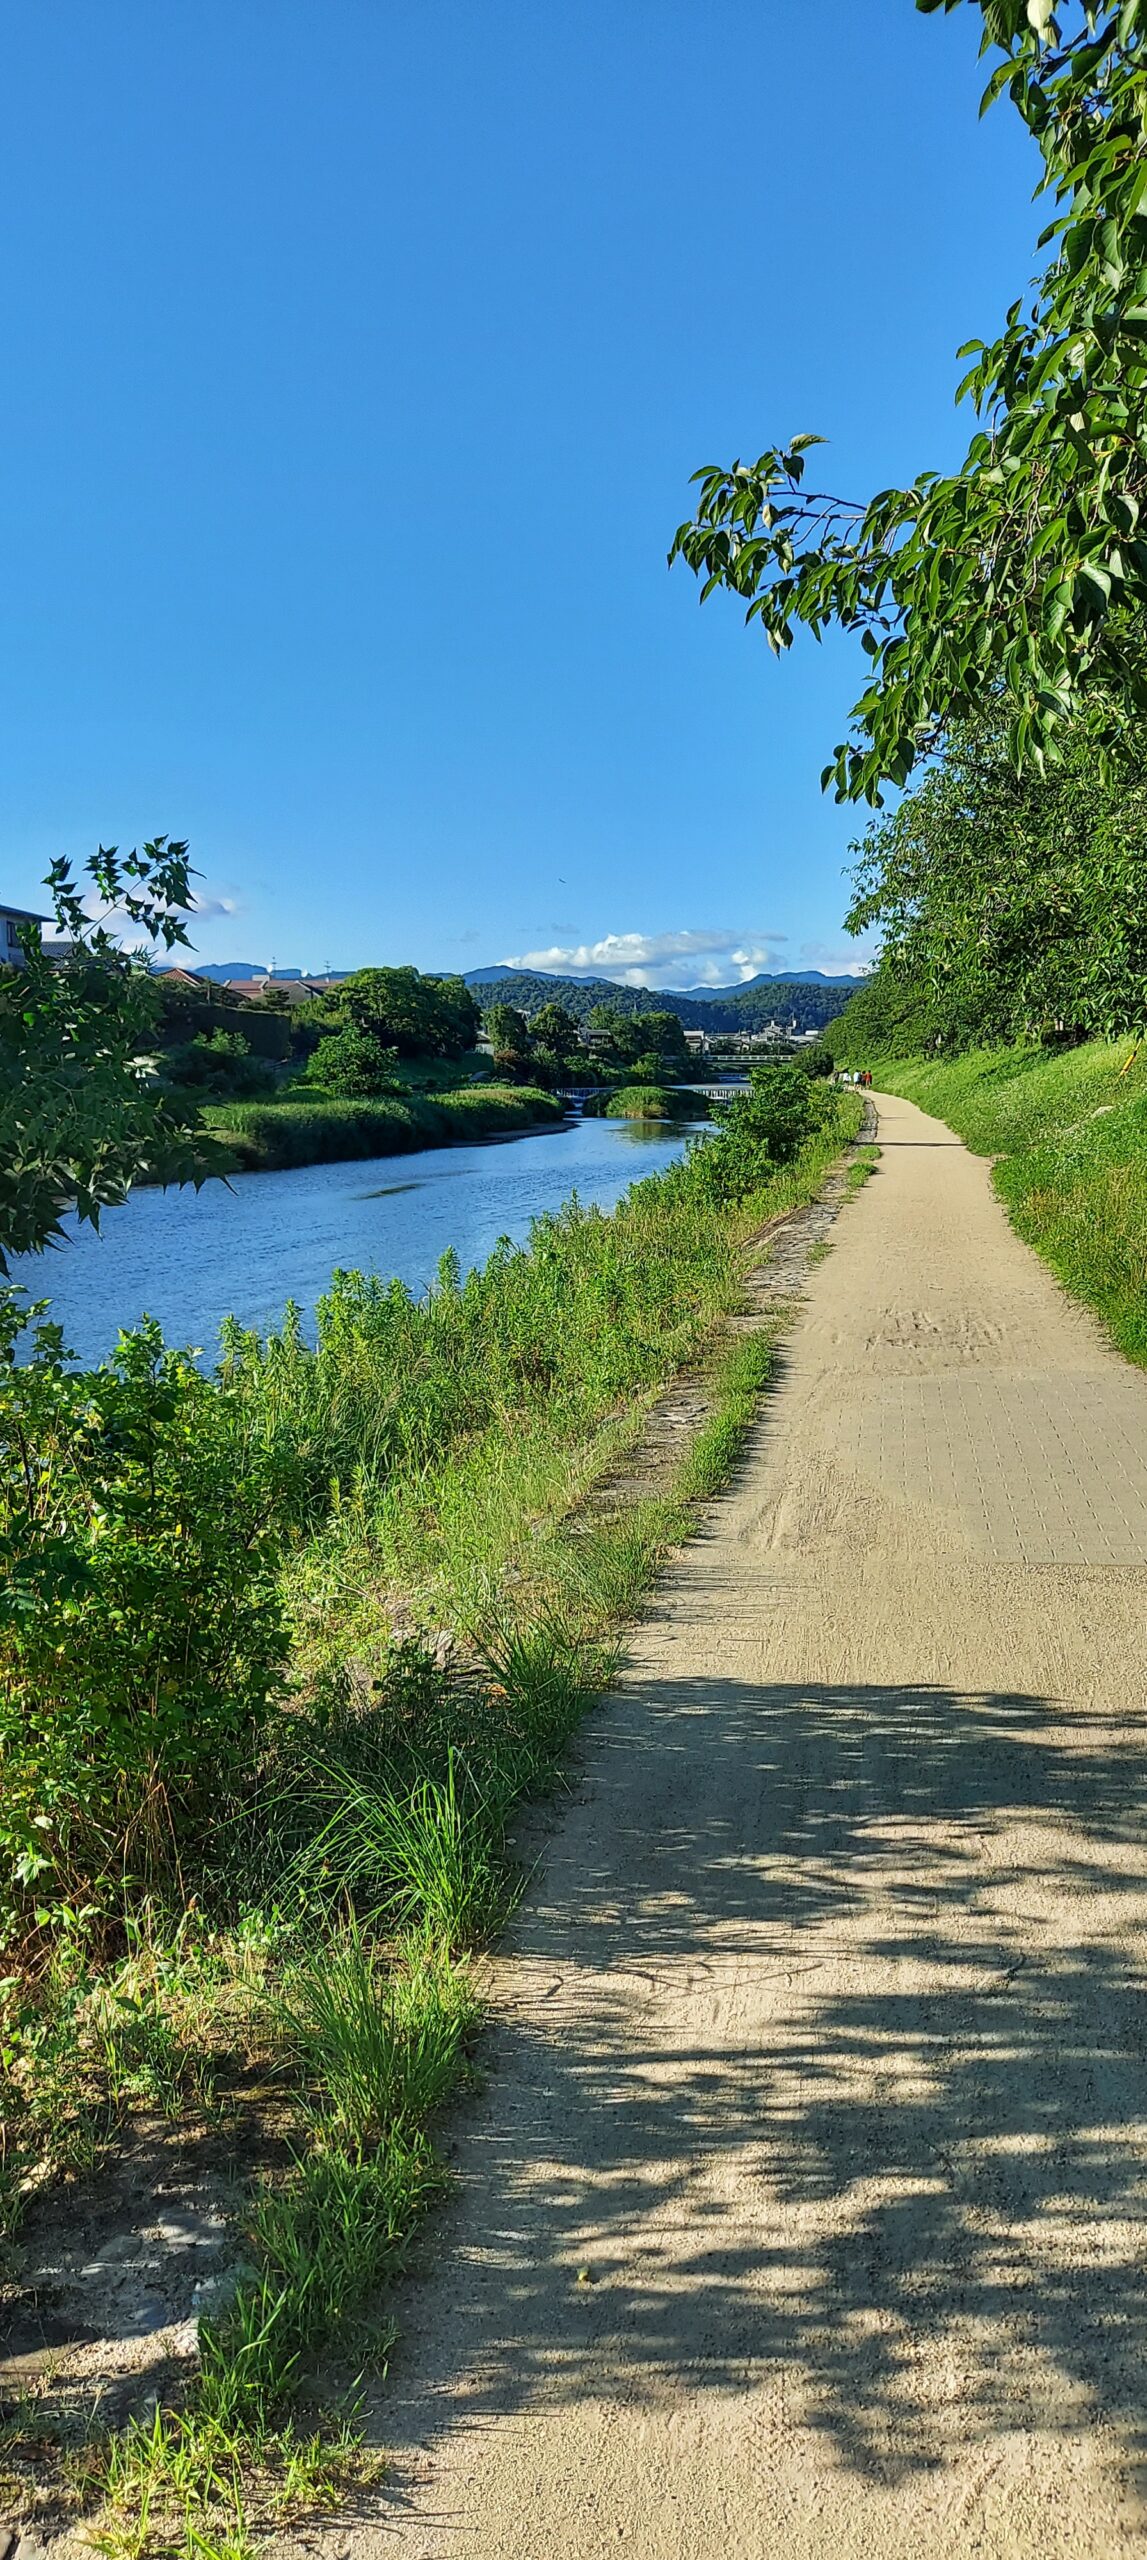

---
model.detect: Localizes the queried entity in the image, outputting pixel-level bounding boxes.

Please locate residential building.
[0,900,49,962]
[223,975,339,1005]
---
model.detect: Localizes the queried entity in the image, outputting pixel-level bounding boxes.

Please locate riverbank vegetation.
[201,1081,564,1171]
[601,1083,694,1120]
[0,1045,860,2554]
[482,996,697,1096]
[152,966,567,1174]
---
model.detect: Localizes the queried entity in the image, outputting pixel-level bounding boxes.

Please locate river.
[10,1114,705,1367]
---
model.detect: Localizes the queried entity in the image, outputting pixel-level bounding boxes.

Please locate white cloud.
[189,887,243,926]
[798,938,875,977]
[502,928,788,990]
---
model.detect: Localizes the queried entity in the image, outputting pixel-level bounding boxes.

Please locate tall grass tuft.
[277,1924,476,2143]
[298,1755,506,1946]
[198,2133,445,2429]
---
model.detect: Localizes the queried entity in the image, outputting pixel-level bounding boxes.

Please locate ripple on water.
[10,1116,706,1366]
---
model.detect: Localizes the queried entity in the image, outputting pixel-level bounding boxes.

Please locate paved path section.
[334,1092,1147,2559]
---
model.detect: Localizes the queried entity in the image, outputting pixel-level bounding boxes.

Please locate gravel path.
[330,1090,1147,2558]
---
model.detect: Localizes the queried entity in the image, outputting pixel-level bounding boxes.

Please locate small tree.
[0,841,224,1270]
[305,1023,401,1097]
[485,1002,535,1081]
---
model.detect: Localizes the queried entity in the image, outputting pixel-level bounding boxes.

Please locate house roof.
[224,975,335,1002]
[0,901,50,922]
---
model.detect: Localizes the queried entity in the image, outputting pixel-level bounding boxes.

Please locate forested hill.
[462,968,863,1036]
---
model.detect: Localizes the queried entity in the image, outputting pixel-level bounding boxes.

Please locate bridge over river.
[556,1078,750,1110]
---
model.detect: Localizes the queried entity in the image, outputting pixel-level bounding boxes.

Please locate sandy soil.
[324,1091,1147,2558]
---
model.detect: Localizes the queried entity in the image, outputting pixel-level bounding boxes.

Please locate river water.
[10,1115,704,1367]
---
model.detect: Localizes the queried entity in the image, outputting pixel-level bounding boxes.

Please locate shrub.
[0,1302,288,1936]
[688,1062,827,1200]
[164,1029,276,1100]
[303,1024,401,1098]
[604,1084,674,1119]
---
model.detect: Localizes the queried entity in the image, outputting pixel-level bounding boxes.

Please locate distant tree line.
[832,674,1147,1061]
[157,967,484,1103]
[483,1000,691,1089]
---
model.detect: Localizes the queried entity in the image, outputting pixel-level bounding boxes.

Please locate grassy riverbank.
[202,1081,564,1171]
[0,1082,861,2555]
[874,1039,1147,1362]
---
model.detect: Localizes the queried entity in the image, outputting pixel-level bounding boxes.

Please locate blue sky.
[1,1,1038,987]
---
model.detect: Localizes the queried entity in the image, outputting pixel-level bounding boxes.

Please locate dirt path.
[333,1090,1147,2558]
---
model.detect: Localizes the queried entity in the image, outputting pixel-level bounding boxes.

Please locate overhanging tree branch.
[670,2,1147,801]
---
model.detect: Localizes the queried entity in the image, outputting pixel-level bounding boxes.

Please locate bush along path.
[0,1070,863,2559]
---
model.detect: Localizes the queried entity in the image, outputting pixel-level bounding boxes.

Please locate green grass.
[603,1083,693,1120]
[873,1038,1147,1360]
[202,1083,563,1171]
[295,1758,509,1946]
[277,1927,477,2145]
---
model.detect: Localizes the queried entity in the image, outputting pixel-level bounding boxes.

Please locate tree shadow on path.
[374,1676,1147,2504]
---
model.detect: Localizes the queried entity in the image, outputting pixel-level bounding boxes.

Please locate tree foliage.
[305,1022,402,1097]
[836,677,1147,1049]
[310,967,481,1060]
[671,2,1147,798]
[0,842,224,1270]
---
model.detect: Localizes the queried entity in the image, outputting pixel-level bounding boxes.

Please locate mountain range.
[461,965,864,1037]
[463,963,854,995]
[181,957,864,1038]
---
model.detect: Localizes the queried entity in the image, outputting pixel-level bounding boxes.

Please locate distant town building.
[715,1023,786,1054]
[154,968,345,1007]
[683,1028,709,1056]
[222,975,336,1006]
[0,900,49,962]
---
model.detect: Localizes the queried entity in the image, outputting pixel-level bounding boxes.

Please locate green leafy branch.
[670,2,1147,799]
[0,840,227,1268]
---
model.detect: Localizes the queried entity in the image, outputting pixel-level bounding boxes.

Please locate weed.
[199,2135,442,2428]
[277,1923,476,2144]
[79,2399,377,2560]
[298,1755,505,1946]
[844,1143,880,1196]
